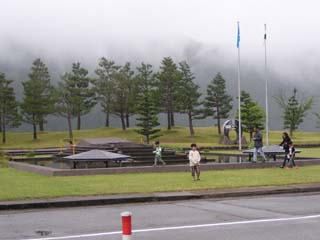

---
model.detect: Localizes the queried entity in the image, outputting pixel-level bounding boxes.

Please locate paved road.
[1,193,320,240]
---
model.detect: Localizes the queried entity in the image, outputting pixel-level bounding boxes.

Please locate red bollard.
[121,212,132,240]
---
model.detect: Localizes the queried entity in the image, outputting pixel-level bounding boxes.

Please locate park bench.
[243,145,301,162]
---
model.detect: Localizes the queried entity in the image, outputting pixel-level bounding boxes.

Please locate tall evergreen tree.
[61,63,96,130]
[0,73,21,143]
[109,63,135,130]
[21,59,54,139]
[177,61,201,136]
[54,83,75,142]
[135,63,161,143]
[94,58,120,127]
[203,73,233,134]
[275,88,314,137]
[156,57,180,130]
[121,63,136,128]
[239,91,265,139]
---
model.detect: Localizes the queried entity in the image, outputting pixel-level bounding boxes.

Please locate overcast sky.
[1,0,319,130]
[1,0,320,80]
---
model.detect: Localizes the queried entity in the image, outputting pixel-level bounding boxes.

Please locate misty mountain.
[0,40,318,133]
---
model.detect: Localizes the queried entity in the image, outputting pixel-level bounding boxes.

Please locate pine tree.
[156,57,180,130]
[21,59,54,139]
[0,73,21,143]
[275,88,314,137]
[109,63,135,130]
[135,63,161,143]
[239,91,265,139]
[121,63,136,128]
[203,73,233,134]
[54,83,75,142]
[61,63,96,130]
[94,58,120,127]
[177,61,201,136]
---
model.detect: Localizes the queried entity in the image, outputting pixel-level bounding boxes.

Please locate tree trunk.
[217,108,221,135]
[188,112,195,136]
[167,109,171,130]
[32,113,37,140]
[67,113,73,142]
[39,118,44,132]
[126,113,130,128]
[2,115,5,143]
[77,112,81,130]
[250,131,253,140]
[120,112,126,130]
[105,112,109,127]
[171,111,175,127]
[290,128,293,137]
[33,123,37,140]
[146,134,149,144]
[0,114,2,132]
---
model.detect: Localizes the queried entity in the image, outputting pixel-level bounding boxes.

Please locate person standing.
[189,143,201,181]
[279,132,292,168]
[252,127,267,163]
[153,141,166,166]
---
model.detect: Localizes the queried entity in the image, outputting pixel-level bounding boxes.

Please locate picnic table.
[243,145,301,162]
[63,149,130,169]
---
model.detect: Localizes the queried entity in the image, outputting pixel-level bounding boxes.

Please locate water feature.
[14,152,253,169]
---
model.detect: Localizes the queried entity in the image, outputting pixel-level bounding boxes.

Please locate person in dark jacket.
[279,132,292,168]
[252,127,267,163]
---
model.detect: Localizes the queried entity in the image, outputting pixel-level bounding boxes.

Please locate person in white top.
[189,143,201,181]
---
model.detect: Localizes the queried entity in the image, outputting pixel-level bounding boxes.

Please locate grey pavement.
[1,193,320,240]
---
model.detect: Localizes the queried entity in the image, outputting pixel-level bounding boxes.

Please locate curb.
[1,184,320,211]
[9,159,320,176]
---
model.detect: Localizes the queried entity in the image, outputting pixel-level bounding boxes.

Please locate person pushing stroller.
[279,132,297,169]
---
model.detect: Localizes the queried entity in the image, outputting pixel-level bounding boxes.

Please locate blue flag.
[237,22,240,48]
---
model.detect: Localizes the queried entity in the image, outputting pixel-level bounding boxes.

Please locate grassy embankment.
[1,166,320,201]
[1,127,320,201]
[1,126,320,157]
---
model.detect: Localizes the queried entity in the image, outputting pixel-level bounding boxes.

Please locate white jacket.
[189,150,201,166]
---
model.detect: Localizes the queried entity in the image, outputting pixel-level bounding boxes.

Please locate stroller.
[286,145,298,169]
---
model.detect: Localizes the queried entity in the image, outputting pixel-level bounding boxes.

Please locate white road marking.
[22,214,320,240]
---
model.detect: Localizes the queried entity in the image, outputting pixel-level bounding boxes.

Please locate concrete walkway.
[2,182,320,211]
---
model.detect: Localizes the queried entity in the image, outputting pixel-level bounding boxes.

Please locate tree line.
[0,57,315,144]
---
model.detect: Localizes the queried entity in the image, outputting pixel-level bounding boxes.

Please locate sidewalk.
[1,182,320,211]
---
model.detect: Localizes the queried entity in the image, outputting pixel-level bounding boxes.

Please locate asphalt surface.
[1,193,320,240]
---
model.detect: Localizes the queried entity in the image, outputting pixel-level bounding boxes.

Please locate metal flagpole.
[264,23,269,145]
[237,21,242,151]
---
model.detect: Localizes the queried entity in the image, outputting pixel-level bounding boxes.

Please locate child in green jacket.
[153,141,166,166]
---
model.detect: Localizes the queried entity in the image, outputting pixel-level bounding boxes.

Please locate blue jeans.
[253,147,267,162]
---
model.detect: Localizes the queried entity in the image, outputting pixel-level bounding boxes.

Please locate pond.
[14,152,254,169]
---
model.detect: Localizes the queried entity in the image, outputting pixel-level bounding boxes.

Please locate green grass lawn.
[1,126,320,150]
[1,166,320,201]
[296,148,320,158]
